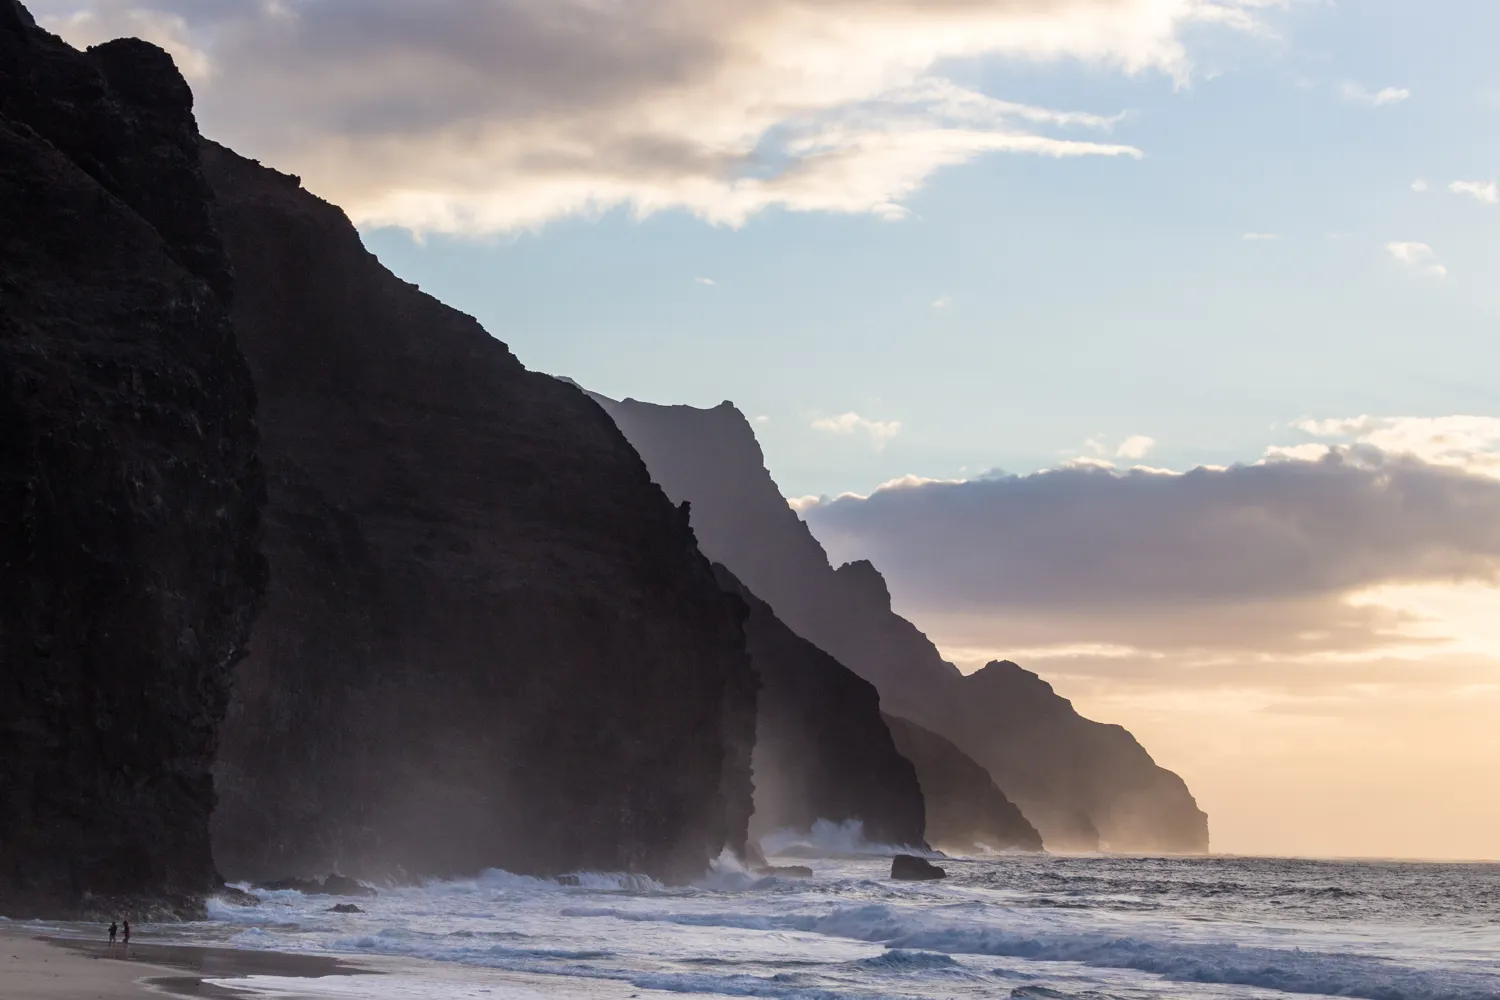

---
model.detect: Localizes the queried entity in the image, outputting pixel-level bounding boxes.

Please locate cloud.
[1116,435,1157,459]
[931,296,953,310]
[1449,180,1498,205]
[1289,415,1500,479]
[803,443,1500,621]
[1385,241,1447,278]
[1411,179,1429,193]
[42,3,213,79]
[1242,232,1278,241]
[694,276,717,286]
[1340,83,1411,106]
[810,412,902,449]
[753,414,770,425]
[34,0,1281,235]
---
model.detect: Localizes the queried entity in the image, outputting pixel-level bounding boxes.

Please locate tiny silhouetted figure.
[121,920,131,951]
[108,921,117,948]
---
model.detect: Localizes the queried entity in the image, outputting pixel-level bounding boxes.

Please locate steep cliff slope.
[594,394,1208,853]
[203,144,756,883]
[951,661,1207,853]
[883,715,1042,854]
[0,4,264,916]
[713,566,926,848]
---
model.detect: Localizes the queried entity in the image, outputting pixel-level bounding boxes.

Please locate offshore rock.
[891,855,946,881]
[592,394,1208,854]
[883,715,1043,854]
[714,565,926,850]
[202,143,756,883]
[0,4,264,917]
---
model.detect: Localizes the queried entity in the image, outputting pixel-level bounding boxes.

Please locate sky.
[37,0,1500,860]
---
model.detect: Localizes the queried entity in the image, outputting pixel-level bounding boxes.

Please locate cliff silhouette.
[203,142,759,883]
[594,395,1209,853]
[1,4,265,916]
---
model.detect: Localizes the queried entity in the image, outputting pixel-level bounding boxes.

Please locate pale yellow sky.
[929,581,1500,860]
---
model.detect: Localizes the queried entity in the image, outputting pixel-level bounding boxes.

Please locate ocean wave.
[851,949,959,971]
[562,899,1500,1000]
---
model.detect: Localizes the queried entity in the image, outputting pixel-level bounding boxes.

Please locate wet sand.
[0,924,370,999]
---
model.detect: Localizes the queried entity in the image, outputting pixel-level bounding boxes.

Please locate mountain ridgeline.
[0,5,264,916]
[2,0,1214,918]
[593,396,1210,854]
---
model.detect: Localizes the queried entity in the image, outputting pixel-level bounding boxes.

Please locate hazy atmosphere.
[34,0,1500,862]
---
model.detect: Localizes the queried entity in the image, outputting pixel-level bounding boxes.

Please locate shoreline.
[1,921,730,1000]
[0,924,371,1000]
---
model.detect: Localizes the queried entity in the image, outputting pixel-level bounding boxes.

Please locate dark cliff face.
[954,662,1207,853]
[202,143,757,883]
[590,397,959,725]
[883,715,1042,854]
[0,5,264,916]
[713,566,926,850]
[592,394,1209,854]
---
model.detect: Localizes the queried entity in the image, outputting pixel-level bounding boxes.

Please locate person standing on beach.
[121,920,131,952]
[108,921,117,948]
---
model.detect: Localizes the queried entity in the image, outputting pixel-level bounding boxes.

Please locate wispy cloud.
[810,412,902,449]
[694,276,717,286]
[1340,83,1411,107]
[931,296,953,310]
[1449,180,1498,205]
[38,0,1283,235]
[1385,241,1447,279]
[1411,179,1429,193]
[1242,232,1278,241]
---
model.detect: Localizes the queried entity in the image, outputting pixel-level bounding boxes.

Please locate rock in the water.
[327,903,363,914]
[754,865,813,878]
[0,1,264,918]
[202,142,757,885]
[891,855,947,881]
[713,566,926,850]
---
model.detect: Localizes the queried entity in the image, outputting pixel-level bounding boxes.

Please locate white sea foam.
[187,856,1500,1000]
[758,818,938,859]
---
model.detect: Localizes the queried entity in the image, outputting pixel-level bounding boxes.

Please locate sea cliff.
[0,5,264,916]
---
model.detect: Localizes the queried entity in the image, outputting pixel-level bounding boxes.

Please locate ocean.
[107,835,1500,1000]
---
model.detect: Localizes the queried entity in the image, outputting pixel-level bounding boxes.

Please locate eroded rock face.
[0,4,264,917]
[883,715,1042,854]
[714,566,926,850]
[202,143,757,883]
[891,855,946,881]
[592,394,1209,854]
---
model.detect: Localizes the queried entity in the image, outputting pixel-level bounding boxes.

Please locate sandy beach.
[0,924,369,999]
[0,920,733,999]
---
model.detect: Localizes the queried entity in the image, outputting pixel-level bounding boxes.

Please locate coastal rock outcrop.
[0,4,264,916]
[714,566,926,850]
[891,855,946,881]
[883,715,1042,854]
[202,143,757,883]
[593,394,1209,853]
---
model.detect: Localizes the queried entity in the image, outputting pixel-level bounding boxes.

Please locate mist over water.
[131,852,1500,1000]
